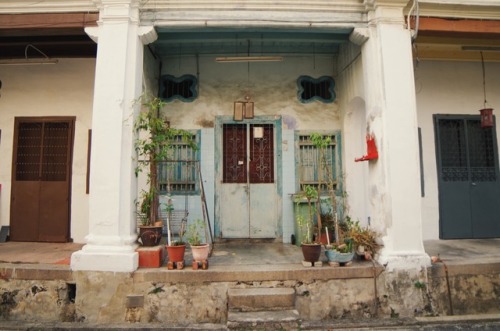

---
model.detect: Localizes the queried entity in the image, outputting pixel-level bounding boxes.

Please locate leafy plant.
[134,96,196,227]
[186,219,206,246]
[295,185,319,244]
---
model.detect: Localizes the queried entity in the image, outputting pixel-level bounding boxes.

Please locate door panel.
[220,184,249,238]
[10,118,74,242]
[220,123,277,238]
[435,115,500,239]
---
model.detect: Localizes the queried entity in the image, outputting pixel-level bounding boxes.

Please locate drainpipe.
[431,255,454,315]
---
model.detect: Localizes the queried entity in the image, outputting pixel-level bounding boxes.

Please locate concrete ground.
[0,238,499,266]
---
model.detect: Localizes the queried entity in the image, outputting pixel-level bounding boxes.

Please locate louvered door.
[10,117,75,242]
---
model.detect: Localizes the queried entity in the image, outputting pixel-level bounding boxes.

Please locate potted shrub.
[347,219,380,260]
[166,212,187,266]
[186,219,210,263]
[134,96,195,246]
[295,185,322,263]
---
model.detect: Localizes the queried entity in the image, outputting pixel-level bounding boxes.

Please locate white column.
[71,0,157,272]
[360,0,430,270]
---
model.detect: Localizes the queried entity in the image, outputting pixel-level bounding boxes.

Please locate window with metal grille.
[159,74,198,102]
[15,121,71,182]
[158,131,200,194]
[296,132,338,193]
[297,76,336,103]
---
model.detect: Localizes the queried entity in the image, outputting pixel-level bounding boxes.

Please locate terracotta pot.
[319,231,334,245]
[301,243,321,262]
[166,244,186,262]
[138,225,162,246]
[190,243,210,262]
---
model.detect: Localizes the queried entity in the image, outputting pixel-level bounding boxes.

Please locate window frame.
[296,75,336,104]
[295,130,342,195]
[158,130,201,195]
[159,74,198,103]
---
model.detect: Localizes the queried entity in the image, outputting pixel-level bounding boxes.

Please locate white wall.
[0,58,95,243]
[416,60,500,240]
[160,55,341,130]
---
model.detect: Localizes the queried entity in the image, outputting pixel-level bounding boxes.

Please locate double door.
[219,123,277,238]
[435,115,500,238]
[10,117,75,242]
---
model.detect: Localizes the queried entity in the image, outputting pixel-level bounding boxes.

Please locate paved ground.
[0,238,499,266]
[0,314,500,330]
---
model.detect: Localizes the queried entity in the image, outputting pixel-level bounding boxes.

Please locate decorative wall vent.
[159,74,198,102]
[297,76,335,103]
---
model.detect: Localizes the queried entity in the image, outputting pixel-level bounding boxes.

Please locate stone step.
[227,309,300,330]
[228,287,295,312]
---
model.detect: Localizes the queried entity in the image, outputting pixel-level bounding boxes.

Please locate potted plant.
[295,185,322,263]
[134,96,195,246]
[166,218,187,269]
[324,216,355,264]
[347,219,380,260]
[186,219,210,263]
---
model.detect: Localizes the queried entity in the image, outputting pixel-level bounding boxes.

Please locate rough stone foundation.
[0,262,498,326]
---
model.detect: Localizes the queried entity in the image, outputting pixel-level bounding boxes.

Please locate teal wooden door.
[219,123,277,238]
[435,115,500,239]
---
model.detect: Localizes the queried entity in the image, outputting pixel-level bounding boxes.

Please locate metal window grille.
[297,134,337,192]
[158,134,198,193]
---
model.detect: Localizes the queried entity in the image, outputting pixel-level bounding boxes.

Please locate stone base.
[137,245,165,268]
[301,260,323,267]
[71,245,139,272]
[192,259,209,270]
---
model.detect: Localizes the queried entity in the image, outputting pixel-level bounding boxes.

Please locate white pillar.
[71,0,157,272]
[361,0,430,270]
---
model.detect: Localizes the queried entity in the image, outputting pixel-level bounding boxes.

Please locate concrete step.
[227,287,295,312]
[227,309,300,330]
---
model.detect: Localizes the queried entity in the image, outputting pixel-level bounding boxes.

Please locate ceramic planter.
[190,243,210,261]
[301,243,321,262]
[138,225,162,246]
[325,250,354,264]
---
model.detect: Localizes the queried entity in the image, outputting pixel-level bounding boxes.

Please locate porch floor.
[0,238,498,267]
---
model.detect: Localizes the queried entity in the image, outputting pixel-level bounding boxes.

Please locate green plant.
[309,133,337,243]
[134,96,196,227]
[295,185,319,244]
[186,219,206,246]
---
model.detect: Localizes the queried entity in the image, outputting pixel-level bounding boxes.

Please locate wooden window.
[158,132,199,194]
[296,132,339,193]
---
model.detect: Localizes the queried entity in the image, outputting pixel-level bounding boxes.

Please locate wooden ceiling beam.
[410,17,500,37]
[0,12,98,30]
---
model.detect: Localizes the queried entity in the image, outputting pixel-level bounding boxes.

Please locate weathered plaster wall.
[415,60,500,240]
[336,43,371,230]
[0,264,498,325]
[155,54,342,241]
[160,55,340,131]
[0,59,95,243]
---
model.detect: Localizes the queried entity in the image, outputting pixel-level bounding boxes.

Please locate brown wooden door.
[220,123,276,238]
[10,117,75,242]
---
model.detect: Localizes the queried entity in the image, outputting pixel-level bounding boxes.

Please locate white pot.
[190,243,209,261]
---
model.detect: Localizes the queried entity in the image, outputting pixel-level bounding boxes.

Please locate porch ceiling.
[150,29,353,58]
